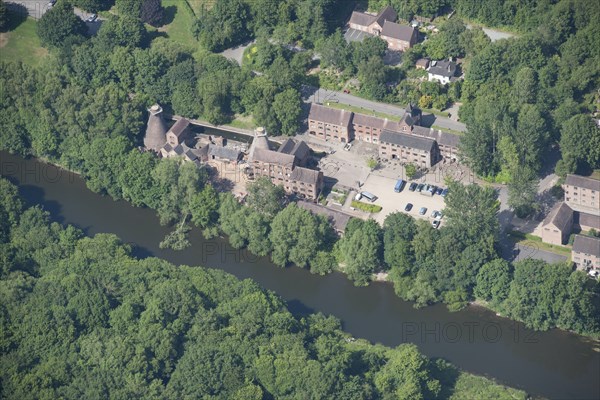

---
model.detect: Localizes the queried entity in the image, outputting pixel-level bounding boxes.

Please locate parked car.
[47,0,57,7]
[441,188,449,197]
[416,183,425,192]
[419,207,427,215]
[409,182,418,192]
[435,212,443,220]
[430,210,439,218]
[343,143,352,151]
[86,14,98,22]
[435,187,444,195]
[428,185,437,194]
[404,203,413,212]
[432,220,440,229]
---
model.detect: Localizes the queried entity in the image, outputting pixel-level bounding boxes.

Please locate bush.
[351,200,382,213]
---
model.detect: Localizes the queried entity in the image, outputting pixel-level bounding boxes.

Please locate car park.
[404,203,413,212]
[419,207,427,215]
[409,182,417,192]
[432,220,440,229]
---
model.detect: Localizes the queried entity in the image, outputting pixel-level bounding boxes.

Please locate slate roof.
[278,139,310,162]
[565,174,600,191]
[309,103,353,127]
[168,118,191,138]
[412,126,461,148]
[290,166,321,185]
[297,200,351,233]
[572,235,600,257]
[428,60,457,78]
[348,11,376,27]
[543,202,573,231]
[209,145,241,161]
[252,148,296,167]
[381,21,415,42]
[375,6,397,26]
[577,212,600,230]
[380,130,436,152]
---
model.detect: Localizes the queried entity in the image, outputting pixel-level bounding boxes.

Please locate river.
[1,151,599,400]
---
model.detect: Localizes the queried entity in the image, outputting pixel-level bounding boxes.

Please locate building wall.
[353,124,381,143]
[541,225,566,246]
[166,132,181,147]
[381,36,411,51]
[251,161,322,201]
[438,144,459,161]
[564,183,600,211]
[572,251,600,270]
[428,73,451,85]
[379,142,433,168]
[308,119,351,143]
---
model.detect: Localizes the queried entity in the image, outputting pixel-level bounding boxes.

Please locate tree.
[0,0,7,31]
[474,258,511,304]
[340,219,382,286]
[508,167,538,218]
[96,15,146,49]
[246,177,285,217]
[358,57,387,100]
[37,1,86,48]
[272,89,301,136]
[383,212,416,276]
[443,181,500,244]
[309,251,336,275]
[316,30,350,70]
[140,0,163,27]
[405,164,417,179]
[366,158,378,170]
[190,184,219,228]
[558,114,600,175]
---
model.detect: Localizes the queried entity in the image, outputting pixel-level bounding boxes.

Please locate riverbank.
[2,151,599,399]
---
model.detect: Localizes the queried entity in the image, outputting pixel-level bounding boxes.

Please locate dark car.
[416,183,425,192]
[86,14,97,22]
[441,188,449,197]
[409,182,417,191]
[436,187,443,195]
[428,185,437,194]
[419,207,427,215]
[432,220,440,229]
[404,203,413,212]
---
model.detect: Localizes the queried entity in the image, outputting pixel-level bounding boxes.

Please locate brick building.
[308,103,353,143]
[572,235,600,271]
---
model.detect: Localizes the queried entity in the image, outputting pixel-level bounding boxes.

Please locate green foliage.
[405,163,417,179]
[194,0,250,52]
[557,115,600,176]
[474,258,511,305]
[246,177,286,217]
[351,200,382,213]
[36,1,87,48]
[272,88,302,135]
[339,219,382,286]
[309,250,337,275]
[0,0,6,31]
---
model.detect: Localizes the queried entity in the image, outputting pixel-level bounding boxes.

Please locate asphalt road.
[303,85,467,133]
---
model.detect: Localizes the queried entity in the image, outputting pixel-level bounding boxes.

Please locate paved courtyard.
[344,28,371,43]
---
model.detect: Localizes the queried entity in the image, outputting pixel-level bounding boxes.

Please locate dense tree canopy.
[36,1,87,48]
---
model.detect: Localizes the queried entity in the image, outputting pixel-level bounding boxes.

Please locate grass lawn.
[431,125,464,136]
[0,15,48,66]
[160,0,198,48]
[227,115,256,130]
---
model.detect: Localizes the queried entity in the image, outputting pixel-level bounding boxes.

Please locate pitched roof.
[543,202,573,231]
[278,139,310,161]
[308,103,352,127]
[252,148,296,167]
[348,11,376,27]
[209,145,241,161]
[297,200,351,232]
[428,60,457,78]
[381,21,415,42]
[565,174,600,191]
[375,6,397,26]
[290,166,321,185]
[416,58,430,67]
[577,212,600,230]
[168,118,191,137]
[380,130,436,152]
[572,235,600,257]
[412,126,461,148]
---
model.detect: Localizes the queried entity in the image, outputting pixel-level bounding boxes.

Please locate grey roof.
[173,144,185,156]
[399,113,416,128]
[428,60,457,78]
[168,118,191,138]
[375,6,397,27]
[348,11,376,27]
[543,202,573,231]
[278,139,310,161]
[252,148,296,167]
[308,103,352,127]
[209,145,241,161]
[144,105,167,151]
[297,200,351,232]
[412,126,461,148]
[193,145,209,162]
[572,235,600,257]
[416,58,430,67]
[380,130,436,152]
[577,212,600,230]
[290,166,321,186]
[162,143,173,152]
[565,174,600,191]
[247,134,270,163]
[381,21,415,42]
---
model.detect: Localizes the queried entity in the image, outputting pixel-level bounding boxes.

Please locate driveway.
[218,40,255,66]
[466,24,516,42]
[302,85,467,133]
[6,0,50,19]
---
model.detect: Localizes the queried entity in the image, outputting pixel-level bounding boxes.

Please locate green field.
[0,16,48,66]
[160,0,198,48]
[324,101,399,121]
